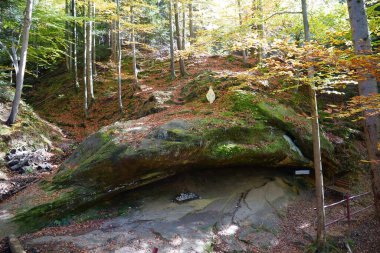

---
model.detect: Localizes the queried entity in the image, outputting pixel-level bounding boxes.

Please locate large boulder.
[15,89,335,231]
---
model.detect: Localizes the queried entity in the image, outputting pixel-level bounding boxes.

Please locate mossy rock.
[15,90,338,232]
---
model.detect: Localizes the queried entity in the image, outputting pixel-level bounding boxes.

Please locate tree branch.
[0,40,19,74]
[265,11,302,22]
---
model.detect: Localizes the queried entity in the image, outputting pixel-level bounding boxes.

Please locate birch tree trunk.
[116,0,123,111]
[347,0,380,218]
[174,0,186,76]
[6,0,33,125]
[302,1,326,248]
[86,0,94,102]
[169,0,176,79]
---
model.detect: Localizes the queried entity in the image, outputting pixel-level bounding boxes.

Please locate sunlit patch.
[0,210,13,220]
[218,224,239,236]
[125,126,144,132]
[298,222,311,229]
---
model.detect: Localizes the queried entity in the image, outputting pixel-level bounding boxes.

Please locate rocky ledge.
[14,88,336,231]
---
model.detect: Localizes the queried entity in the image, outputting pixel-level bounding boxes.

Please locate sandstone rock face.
[53,117,310,192]
[15,90,334,231]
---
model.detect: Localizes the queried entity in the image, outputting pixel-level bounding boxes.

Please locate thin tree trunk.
[108,27,111,48]
[111,20,117,61]
[182,5,186,50]
[83,1,88,118]
[92,2,97,77]
[347,0,380,219]
[302,0,326,249]
[188,2,194,44]
[169,0,176,79]
[65,0,70,71]
[72,0,79,89]
[116,0,123,111]
[86,0,94,102]
[174,0,186,76]
[130,4,138,84]
[257,0,264,62]
[6,0,33,125]
[69,1,73,72]
[10,69,12,85]
[237,0,247,64]
[111,0,117,64]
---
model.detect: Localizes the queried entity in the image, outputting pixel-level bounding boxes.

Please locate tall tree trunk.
[83,1,88,118]
[92,2,97,77]
[174,0,186,76]
[69,2,73,72]
[108,27,111,48]
[347,0,380,219]
[86,0,94,102]
[257,0,264,62]
[169,0,176,79]
[237,0,247,64]
[130,4,138,84]
[6,0,33,125]
[116,0,123,111]
[188,2,194,44]
[182,5,186,50]
[72,0,79,89]
[65,0,70,71]
[111,19,117,62]
[302,0,326,249]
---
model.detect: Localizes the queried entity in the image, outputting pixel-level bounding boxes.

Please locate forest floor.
[26,55,254,141]
[1,55,379,252]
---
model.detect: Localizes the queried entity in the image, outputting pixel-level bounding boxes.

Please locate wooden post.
[301,0,326,249]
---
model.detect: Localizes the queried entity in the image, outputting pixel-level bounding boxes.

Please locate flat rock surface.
[22,167,298,252]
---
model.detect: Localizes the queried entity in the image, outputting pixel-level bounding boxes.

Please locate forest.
[0,0,379,252]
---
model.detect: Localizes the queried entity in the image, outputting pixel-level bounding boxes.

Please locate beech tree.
[346,0,380,218]
[169,0,176,79]
[174,0,186,76]
[237,0,247,64]
[92,2,97,77]
[86,0,95,102]
[117,0,123,112]
[188,1,195,44]
[83,0,89,117]
[130,3,138,84]
[72,0,79,89]
[6,0,33,125]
